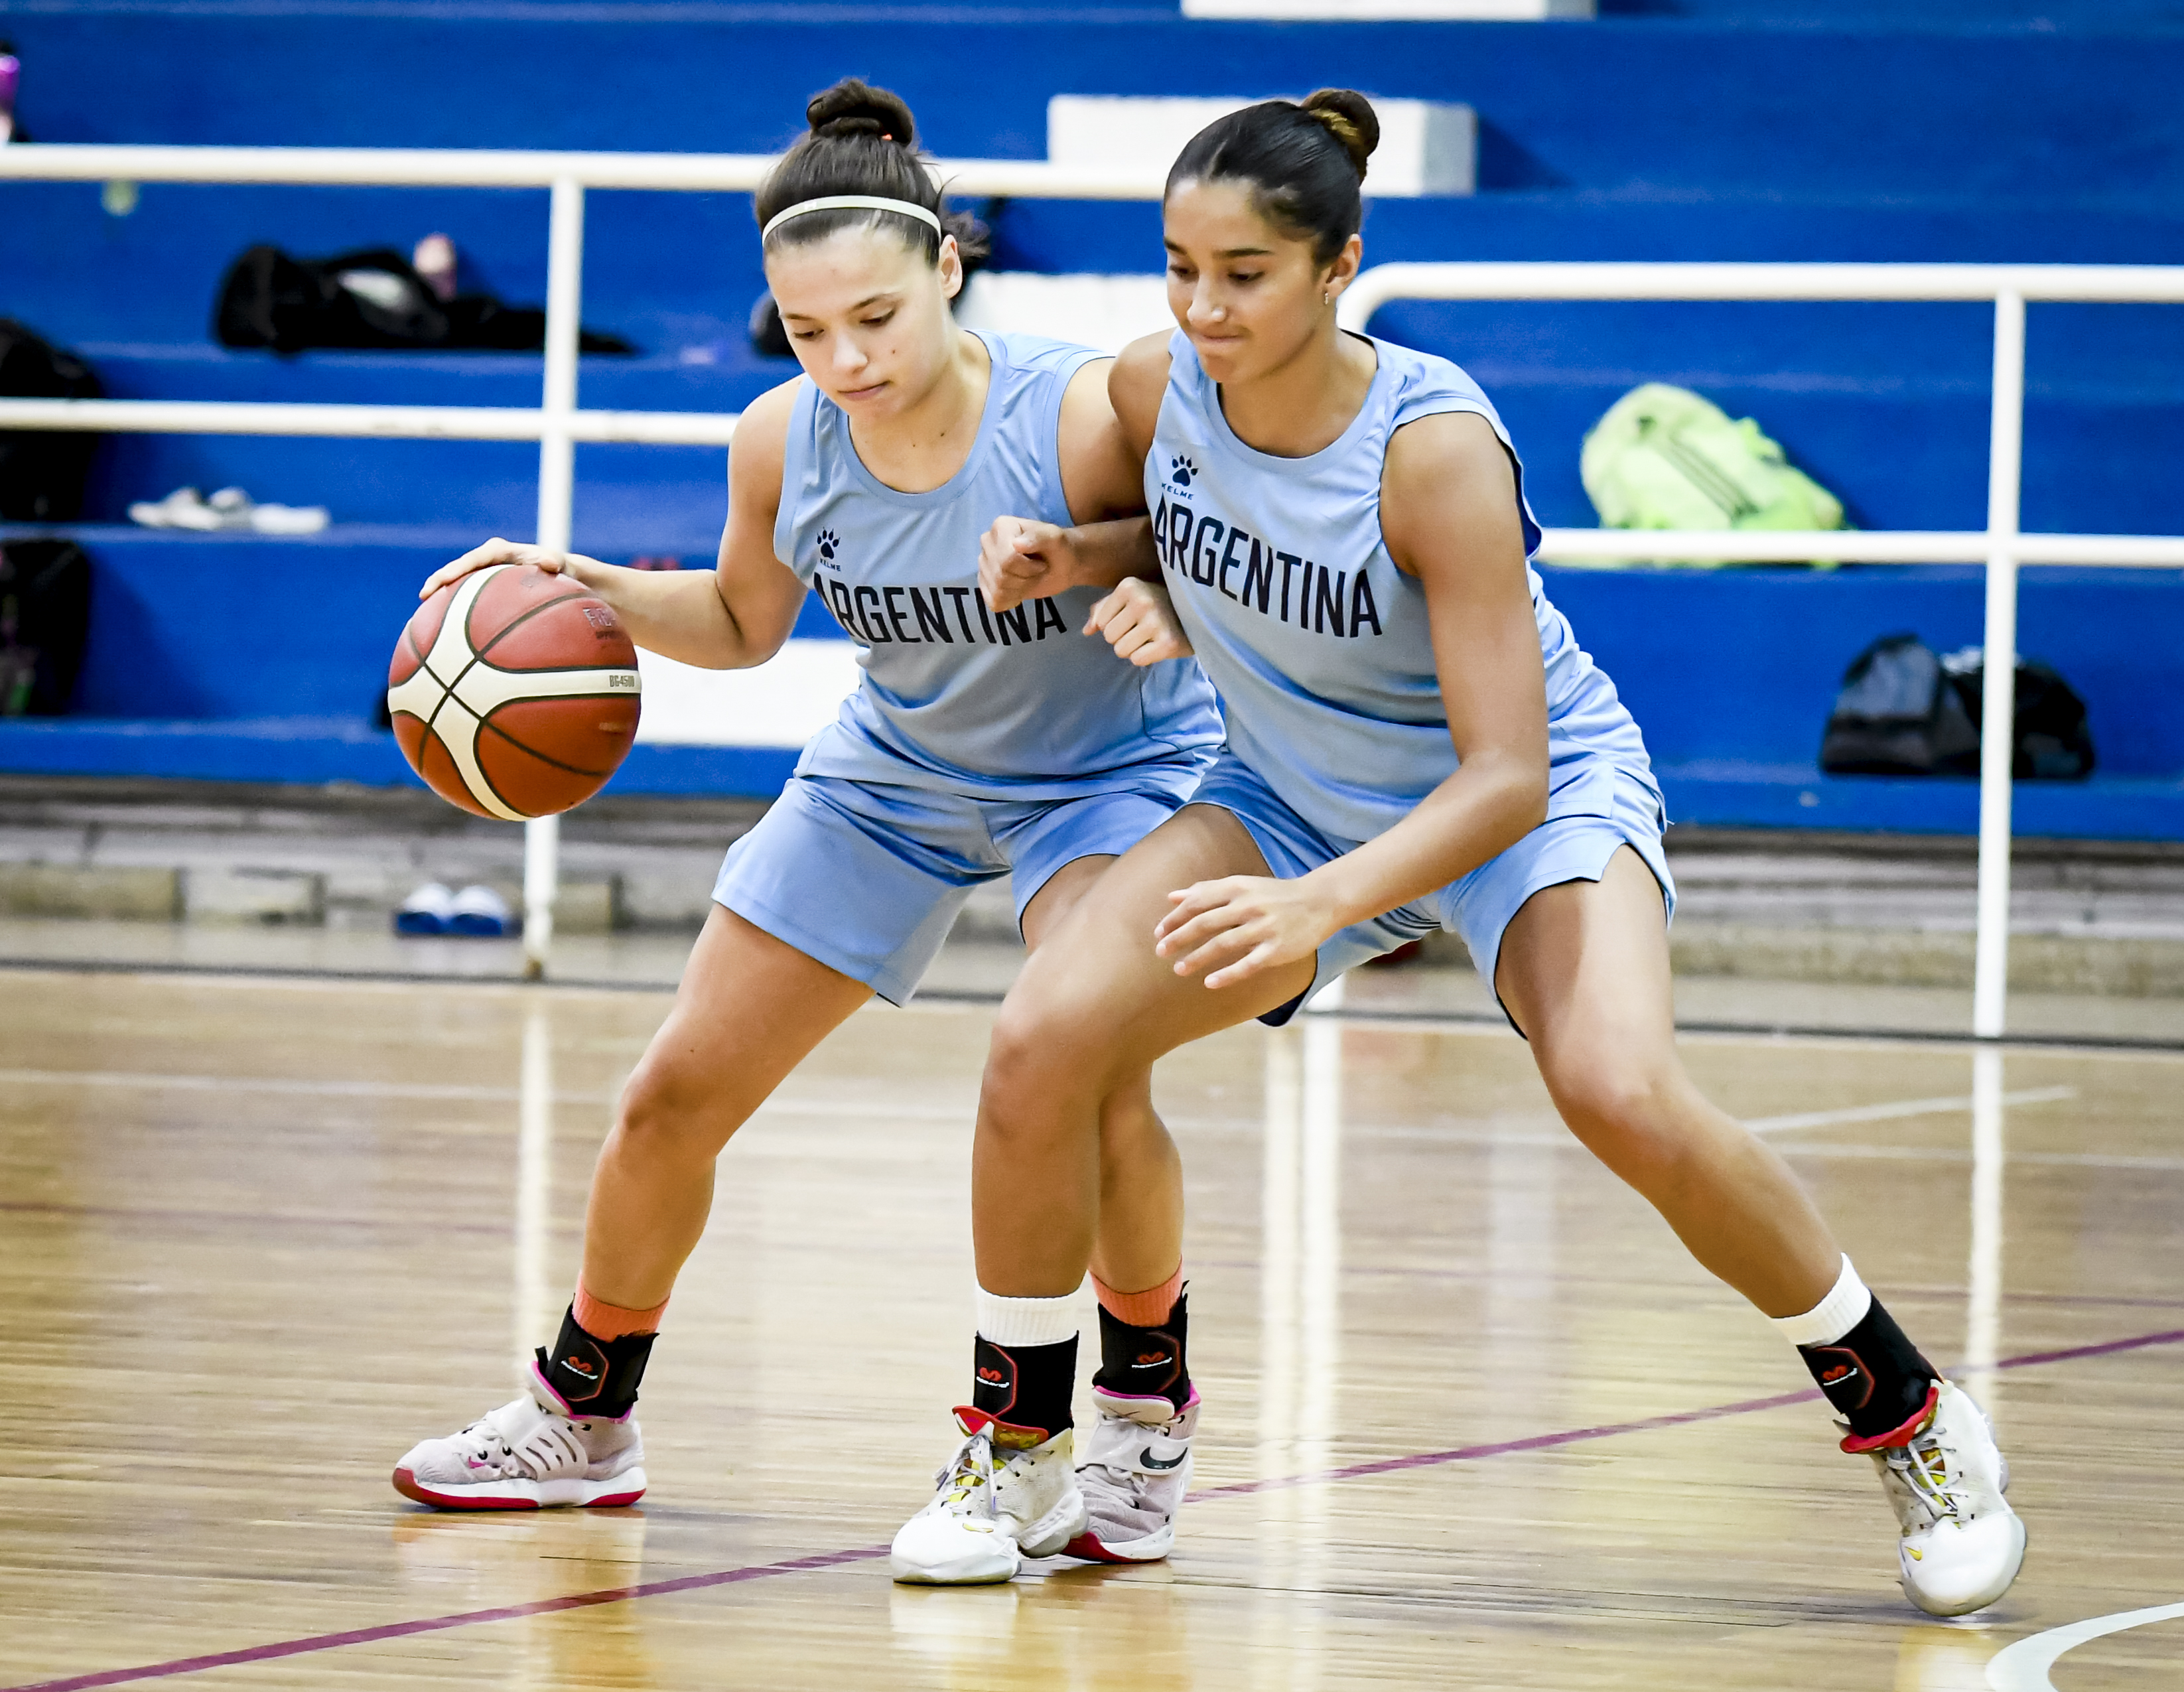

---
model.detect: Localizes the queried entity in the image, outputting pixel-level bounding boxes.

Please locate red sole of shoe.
[1061,1531,1160,1565]
[390,1468,644,1512]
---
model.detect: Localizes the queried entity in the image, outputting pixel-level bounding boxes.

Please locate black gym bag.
[0,319,103,522]
[0,539,93,716]
[214,245,636,356]
[1820,632,2096,780]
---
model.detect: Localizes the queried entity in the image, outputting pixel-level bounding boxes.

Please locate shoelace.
[1079,1458,1152,1514]
[460,1413,586,1480]
[1890,1433,1968,1523]
[933,1433,996,1512]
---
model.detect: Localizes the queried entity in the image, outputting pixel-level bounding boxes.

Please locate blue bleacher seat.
[3,1,2179,833]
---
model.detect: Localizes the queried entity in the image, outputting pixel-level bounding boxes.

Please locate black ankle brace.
[1796,1294,1937,1442]
[537,1304,656,1420]
[1092,1291,1191,1412]
[970,1333,1076,1441]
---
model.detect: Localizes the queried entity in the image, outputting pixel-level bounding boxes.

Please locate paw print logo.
[815,529,841,565]
[1169,456,1197,489]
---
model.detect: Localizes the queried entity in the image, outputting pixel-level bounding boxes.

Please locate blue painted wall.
[3,0,2181,830]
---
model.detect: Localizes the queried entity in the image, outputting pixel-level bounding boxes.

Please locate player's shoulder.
[727,375,803,488]
[1376,337,1497,427]
[1113,330,1174,389]
[1109,332,1176,436]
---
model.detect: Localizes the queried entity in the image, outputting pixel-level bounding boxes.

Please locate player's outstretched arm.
[413,381,809,671]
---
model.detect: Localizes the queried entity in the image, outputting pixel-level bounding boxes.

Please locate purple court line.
[7,1545,892,1692]
[12,1323,2182,1692]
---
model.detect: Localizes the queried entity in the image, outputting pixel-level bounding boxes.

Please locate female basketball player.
[918,92,2027,1616]
[388,82,1217,1570]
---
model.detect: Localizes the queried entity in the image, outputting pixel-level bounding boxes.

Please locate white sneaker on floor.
[1858,1380,2026,1616]
[393,1368,646,1510]
[890,1411,1087,1585]
[1065,1385,1198,1563]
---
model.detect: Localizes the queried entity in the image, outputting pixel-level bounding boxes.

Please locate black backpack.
[0,319,103,522]
[214,245,634,356]
[0,539,93,716]
[1820,632,2095,781]
[1937,644,2098,781]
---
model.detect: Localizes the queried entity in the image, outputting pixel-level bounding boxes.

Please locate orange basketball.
[387,563,642,820]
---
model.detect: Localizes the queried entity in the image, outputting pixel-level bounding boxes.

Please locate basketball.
[387,563,642,821]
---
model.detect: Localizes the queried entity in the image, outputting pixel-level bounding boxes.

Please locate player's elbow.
[1482,744,1550,853]
[725,626,792,670]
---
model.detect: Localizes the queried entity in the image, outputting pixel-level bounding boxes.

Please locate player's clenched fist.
[1086,577,1194,668]
[979,516,1077,615]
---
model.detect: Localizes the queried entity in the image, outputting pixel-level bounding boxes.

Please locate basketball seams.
[476,710,632,780]
[467,573,601,666]
[390,564,641,822]
[411,570,529,821]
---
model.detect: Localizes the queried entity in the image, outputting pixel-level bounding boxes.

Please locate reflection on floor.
[3,967,2179,1689]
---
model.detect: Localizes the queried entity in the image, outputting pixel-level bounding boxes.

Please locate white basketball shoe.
[890,1411,1087,1585]
[1065,1385,1199,1563]
[1856,1380,2026,1616]
[393,1364,646,1510]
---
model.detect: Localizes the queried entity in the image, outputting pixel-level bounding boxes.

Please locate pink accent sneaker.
[392,1363,646,1510]
[1064,1385,1198,1563]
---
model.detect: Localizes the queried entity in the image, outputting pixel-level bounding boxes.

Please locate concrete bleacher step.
[5,776,2179,998]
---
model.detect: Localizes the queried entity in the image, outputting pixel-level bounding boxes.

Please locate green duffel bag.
[1577,382,1848,567]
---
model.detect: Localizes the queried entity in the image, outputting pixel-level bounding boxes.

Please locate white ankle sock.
[975,1285,1079,1348]
[1772,1254,1873,1348]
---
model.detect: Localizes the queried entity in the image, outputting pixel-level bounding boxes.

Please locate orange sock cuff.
[1092,1266,1184,1328]
[572,1284,668,1342]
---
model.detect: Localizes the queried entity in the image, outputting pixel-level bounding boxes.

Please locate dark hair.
[756,78,990,268]
[1165,89,1380,265]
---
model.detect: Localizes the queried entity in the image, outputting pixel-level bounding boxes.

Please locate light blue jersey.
[1148,330,1654,846]
[776,329,1223,801]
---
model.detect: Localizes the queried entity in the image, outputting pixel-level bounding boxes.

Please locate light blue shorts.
[713,772,1190,1005]
[1188,749,1676,1030]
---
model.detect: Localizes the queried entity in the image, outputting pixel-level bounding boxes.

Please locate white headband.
[762,194,944,243]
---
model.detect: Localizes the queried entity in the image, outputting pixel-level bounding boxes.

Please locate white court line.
[1743,1088,2075,1134]
[1986,1599,2184,1690]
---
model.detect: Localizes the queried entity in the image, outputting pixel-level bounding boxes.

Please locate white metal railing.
[5,147,2181,1034]
[1341,261,2184,1038]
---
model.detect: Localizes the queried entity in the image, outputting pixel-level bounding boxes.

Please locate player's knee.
[1540,1048,1691,1182]
[612,1053,745,1165]
[986,977,1107,1095]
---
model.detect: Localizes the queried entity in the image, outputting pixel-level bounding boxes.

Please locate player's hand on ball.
[979,517,1074,614]
[1087,578,1194,667]
[419,538,571,602]
[1154,874,1336,990]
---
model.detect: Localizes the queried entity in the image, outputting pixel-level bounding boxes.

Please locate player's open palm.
[979,516,1073,614]
[419,538,573,602]
[1087,577,1194,668]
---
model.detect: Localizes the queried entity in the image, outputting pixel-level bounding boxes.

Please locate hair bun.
[806,78,918,147]
[1300,88,1378,179]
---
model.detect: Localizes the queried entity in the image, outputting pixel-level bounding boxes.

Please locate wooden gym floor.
[2,964,2179,1690]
